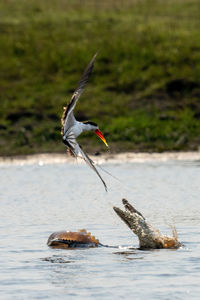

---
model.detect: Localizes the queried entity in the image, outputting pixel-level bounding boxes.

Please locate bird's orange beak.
[95,129,109,147]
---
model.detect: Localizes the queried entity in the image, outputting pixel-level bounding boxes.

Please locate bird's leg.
[113,199,181,249]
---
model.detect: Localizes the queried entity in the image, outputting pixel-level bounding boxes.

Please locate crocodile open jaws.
[113,198,181,249]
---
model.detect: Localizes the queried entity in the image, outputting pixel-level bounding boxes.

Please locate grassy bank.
[0,0,200,155]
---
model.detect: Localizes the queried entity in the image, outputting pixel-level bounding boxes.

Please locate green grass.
[0,0,200,155]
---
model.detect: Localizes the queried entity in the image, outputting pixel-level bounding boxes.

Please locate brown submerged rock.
[47,229,99,249]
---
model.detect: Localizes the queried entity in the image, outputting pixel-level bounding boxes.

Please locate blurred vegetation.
[0,0,200,155]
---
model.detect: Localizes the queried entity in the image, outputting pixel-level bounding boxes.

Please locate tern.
[61,54,108,191]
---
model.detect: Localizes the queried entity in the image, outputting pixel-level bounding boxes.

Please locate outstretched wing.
[61,53,97,136]
[78,145,108,192]
[65,137,107,191]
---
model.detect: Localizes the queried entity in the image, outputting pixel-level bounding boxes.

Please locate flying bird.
[61,54,108,191]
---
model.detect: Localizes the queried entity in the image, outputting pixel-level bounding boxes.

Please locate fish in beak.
[95,129,109,147]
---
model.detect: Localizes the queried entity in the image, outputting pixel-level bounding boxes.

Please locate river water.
[0,156,200,299]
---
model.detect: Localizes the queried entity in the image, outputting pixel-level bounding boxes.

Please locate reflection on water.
[0,159,200,299]
[112,250,144,261]
[41,256,75,264]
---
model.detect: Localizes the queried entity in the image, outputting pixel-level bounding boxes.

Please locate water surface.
[0,159,200,299]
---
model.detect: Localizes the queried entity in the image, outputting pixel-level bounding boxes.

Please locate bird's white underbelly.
[70,122,83,138]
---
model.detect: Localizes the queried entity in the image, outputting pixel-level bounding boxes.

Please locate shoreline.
[0,151,200,166]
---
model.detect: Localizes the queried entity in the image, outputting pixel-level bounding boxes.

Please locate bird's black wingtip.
[103,181,108,192]
[91,52,98,63]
